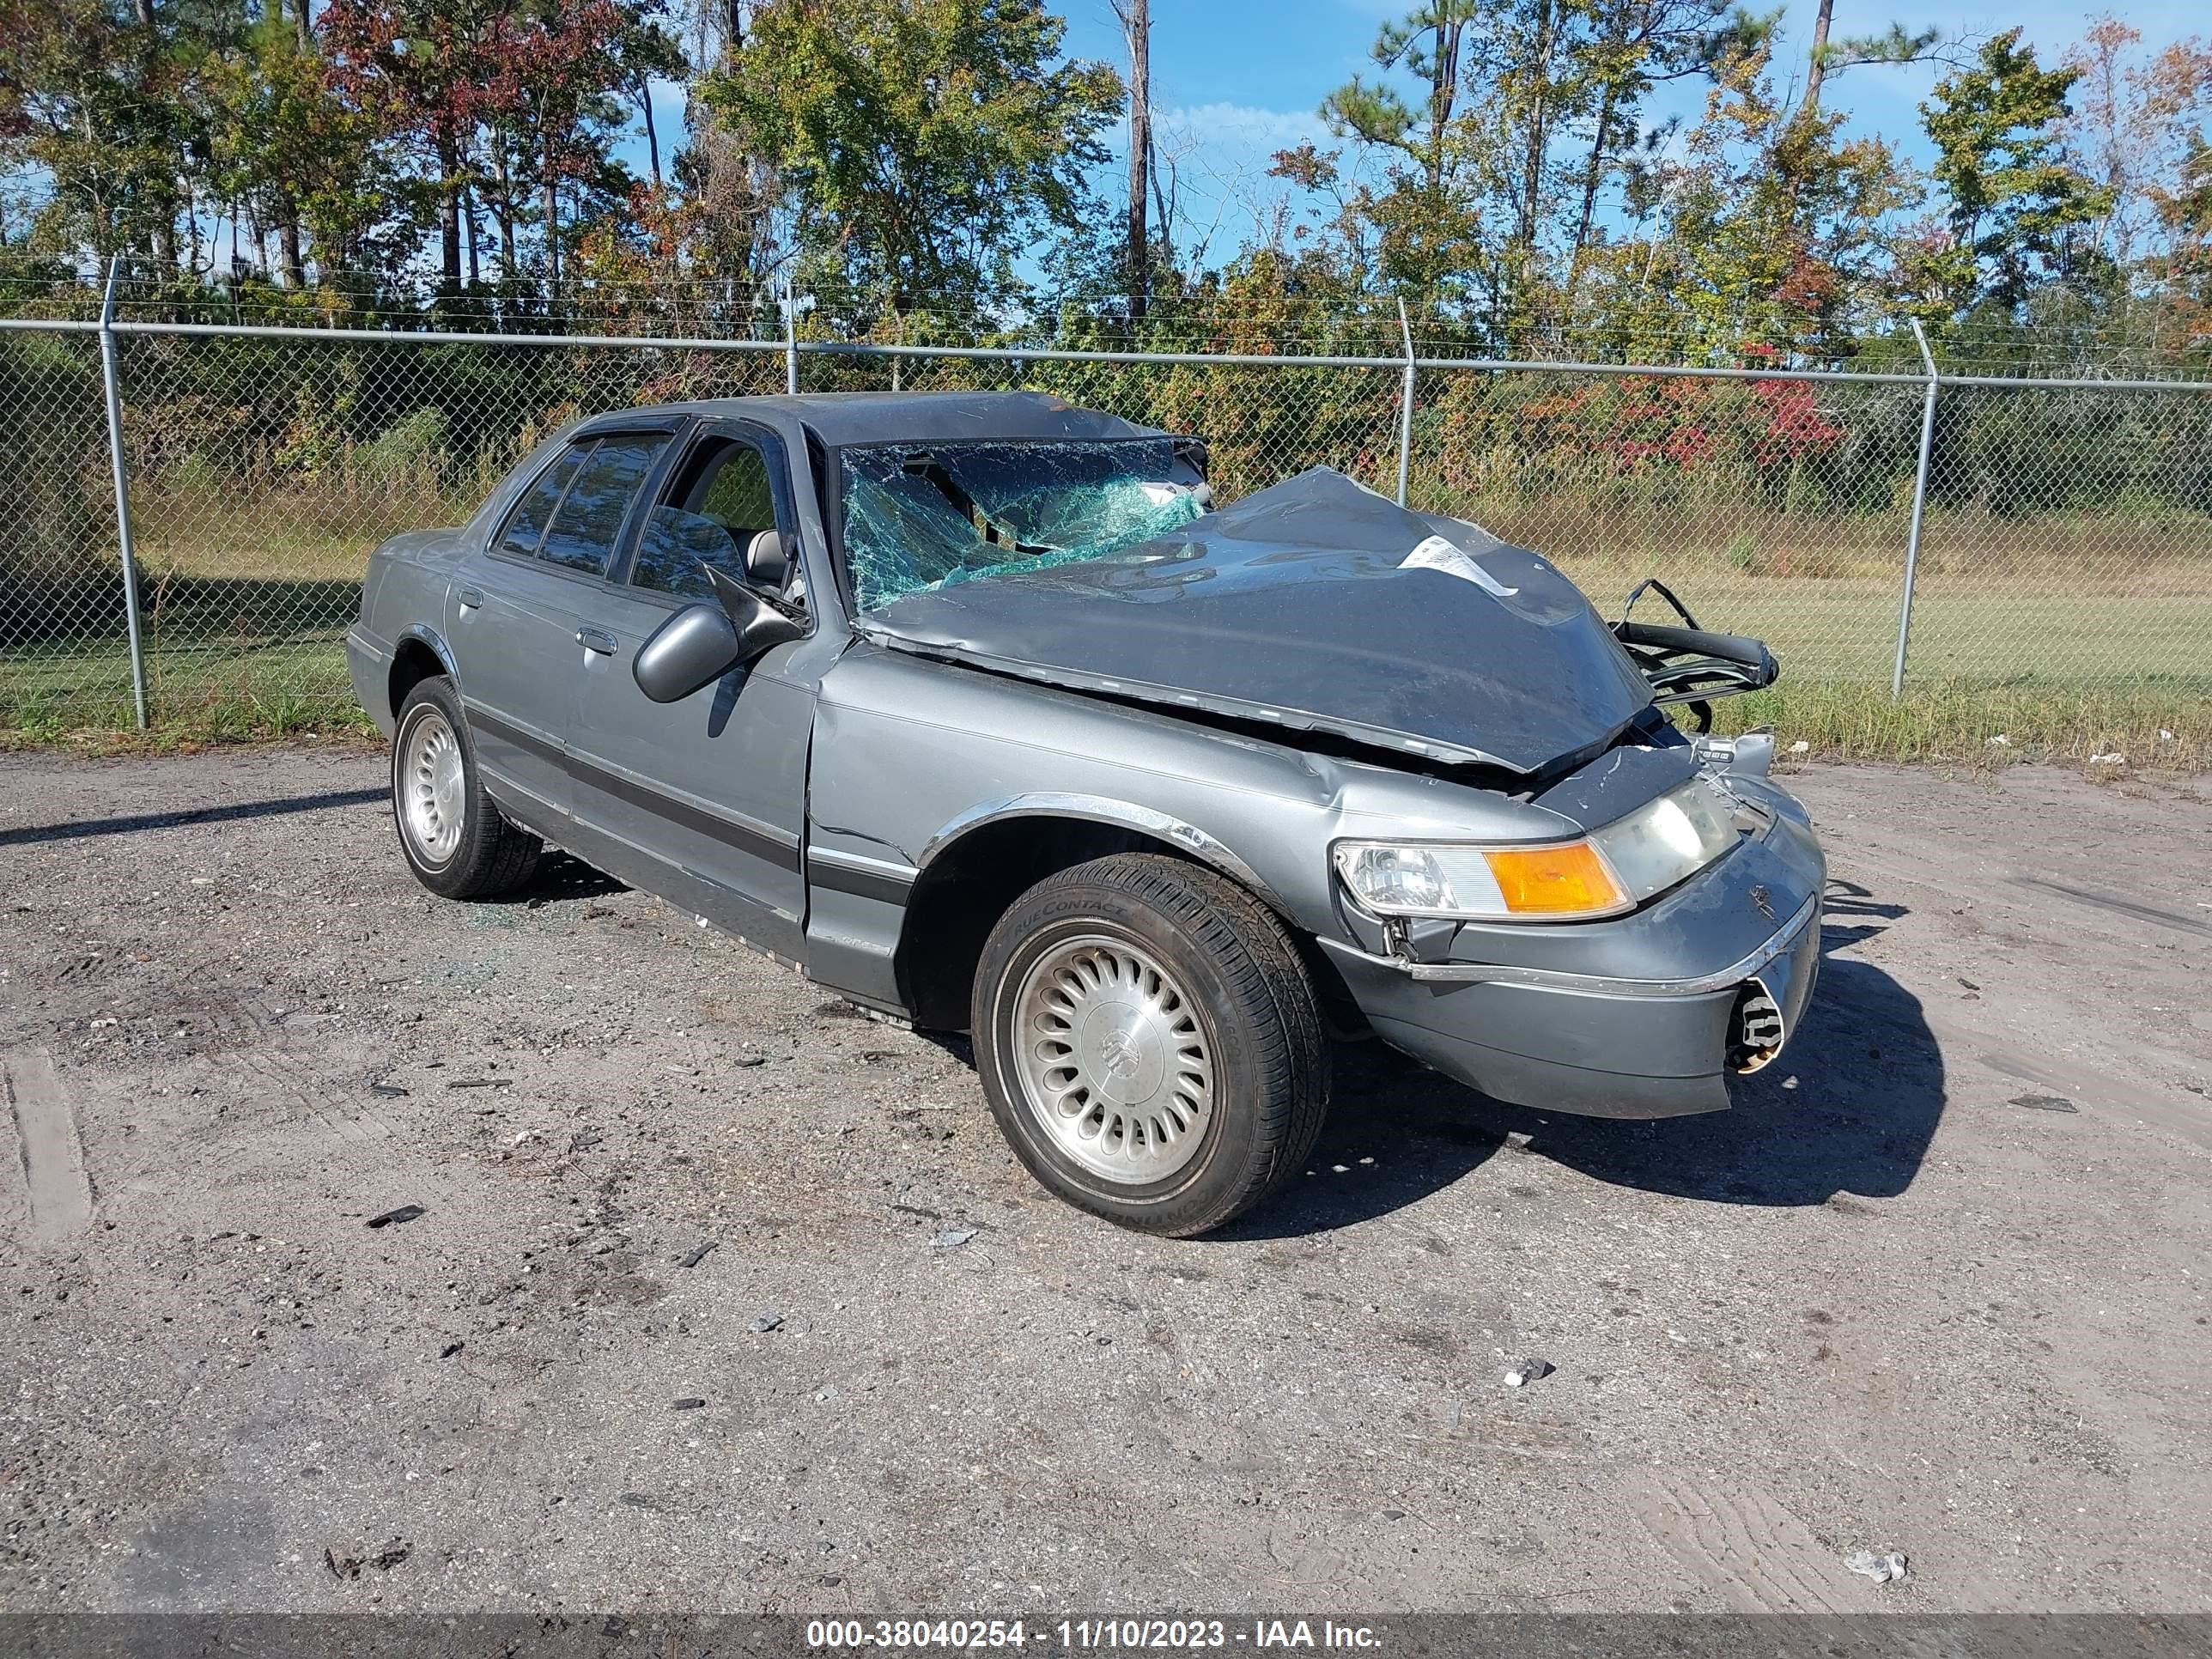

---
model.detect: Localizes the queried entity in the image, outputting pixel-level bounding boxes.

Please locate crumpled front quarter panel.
[808,647,1583,945]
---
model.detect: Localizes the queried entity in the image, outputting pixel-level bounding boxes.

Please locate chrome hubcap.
[398,709,465,865]
[1011,933,1214,1185]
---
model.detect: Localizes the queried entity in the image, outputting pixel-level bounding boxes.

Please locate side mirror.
[634,580,805,704]
[634,604,744,703]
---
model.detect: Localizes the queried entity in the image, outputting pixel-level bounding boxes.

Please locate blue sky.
[1046,0,2204,254]
[631,0,2203,269]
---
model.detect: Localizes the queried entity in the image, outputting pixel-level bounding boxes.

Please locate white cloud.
[1156,101,1334,155]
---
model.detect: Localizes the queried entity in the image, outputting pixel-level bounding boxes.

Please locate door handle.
[457,585,484,608]
[576,627,619,655]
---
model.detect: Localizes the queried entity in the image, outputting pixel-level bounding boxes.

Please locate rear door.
[447,441,589,817]
[565,421,814,959]
[448,428,675,827]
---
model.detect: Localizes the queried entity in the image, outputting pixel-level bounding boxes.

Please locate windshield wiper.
[1612,578,1778,732]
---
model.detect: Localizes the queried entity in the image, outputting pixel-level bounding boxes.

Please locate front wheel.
[391,677,542,899]
[972,854,1329,1237]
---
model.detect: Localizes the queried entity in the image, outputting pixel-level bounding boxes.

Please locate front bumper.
[1320,813,1825,1120]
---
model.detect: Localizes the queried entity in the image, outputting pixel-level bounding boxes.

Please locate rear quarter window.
[496,444,588,560]
[539,435,671,575]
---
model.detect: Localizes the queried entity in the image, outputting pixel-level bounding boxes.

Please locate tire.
[972,853,1329,1237]
[390,677,542,899]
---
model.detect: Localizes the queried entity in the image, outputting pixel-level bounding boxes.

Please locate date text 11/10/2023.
[803,1619,1384,1650]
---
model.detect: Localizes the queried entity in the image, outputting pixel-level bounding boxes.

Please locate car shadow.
[488,850,630,906]
[0,787,387,848]
[1227,879,1943,1238]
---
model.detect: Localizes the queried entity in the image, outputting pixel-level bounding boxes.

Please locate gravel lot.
[2,746,2208,1615]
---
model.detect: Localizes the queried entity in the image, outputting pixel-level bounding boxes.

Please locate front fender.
[810,647,1583,941]
[917,792,1291,918]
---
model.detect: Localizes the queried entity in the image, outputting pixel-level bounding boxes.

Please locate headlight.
[1334,781,1738,922]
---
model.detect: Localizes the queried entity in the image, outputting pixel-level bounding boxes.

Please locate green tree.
[702,0,1122,315]
[1583,31,1917,356]
[320,0,504,284]
[0,0,201,261]
[1563,0,1743,296]
[1316,3,1492,304]
[1316,0,1741,326]
[200,2,395,283]
[1921,28,2112,312]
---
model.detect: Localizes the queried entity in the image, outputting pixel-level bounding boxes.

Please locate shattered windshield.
[841,438,1207,612]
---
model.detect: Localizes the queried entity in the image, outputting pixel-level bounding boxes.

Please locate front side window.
[537,434,672,575]
[632,436,790,603]
[840,439,1206,612]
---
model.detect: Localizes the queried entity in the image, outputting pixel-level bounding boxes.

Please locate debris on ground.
[1986,734,2009,748]
[736,1054,768,1068]
[364,1204,426,1229]
[2089,753,2125,766]
[929,1228,978,1249]
[447,1077,513,1090]
[750,1315,783,1333]
[1503,1359,1555,1388]
[1788,739,1810,753]
[2010,1093,2079,1114]
[439,1340,464,1358]
[568,1129,605,1152]
[369,1083,409,1098]
[672,1397,706,1411]
[325,1540,411,1580]
[1842,1549,1908,1583]
[678,1239,719,1269]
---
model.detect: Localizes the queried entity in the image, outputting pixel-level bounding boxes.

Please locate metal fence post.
[782,275,799,396]
[1395,297,1416,507]
[97,256,150,731]
[1892,317,1939,699]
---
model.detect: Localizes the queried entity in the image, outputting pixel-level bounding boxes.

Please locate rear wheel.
[973,854,1329,1237]
[391,678,541,898]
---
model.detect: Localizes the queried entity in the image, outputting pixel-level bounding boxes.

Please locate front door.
[564,422,814,960]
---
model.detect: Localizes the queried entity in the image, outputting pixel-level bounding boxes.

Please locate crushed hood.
[850,466,1656,774]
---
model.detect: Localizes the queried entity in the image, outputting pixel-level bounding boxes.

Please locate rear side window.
[496,443,588,561]
[538,434,671,575]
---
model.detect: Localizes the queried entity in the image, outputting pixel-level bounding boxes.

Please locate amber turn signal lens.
[1481,842,1628,916]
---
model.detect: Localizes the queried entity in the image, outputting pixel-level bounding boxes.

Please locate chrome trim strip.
[808,845,916,877]
[1322,891,1820,996]
[806,846,918,905]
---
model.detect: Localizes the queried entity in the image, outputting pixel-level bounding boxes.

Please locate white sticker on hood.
[1401,534,1519,597]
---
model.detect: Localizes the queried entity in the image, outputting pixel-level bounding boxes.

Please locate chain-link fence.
[3,301,2209,738]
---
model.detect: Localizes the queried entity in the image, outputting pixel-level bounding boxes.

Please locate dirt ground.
[1,747,2208,1615]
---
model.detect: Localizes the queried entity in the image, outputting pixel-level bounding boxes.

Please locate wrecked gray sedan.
[347,392,1823,1236]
